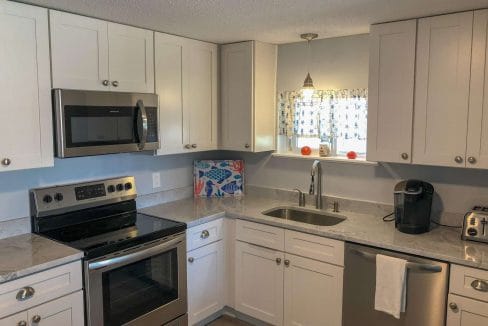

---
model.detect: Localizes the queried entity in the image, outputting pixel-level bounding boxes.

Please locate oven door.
[85,233,187,326]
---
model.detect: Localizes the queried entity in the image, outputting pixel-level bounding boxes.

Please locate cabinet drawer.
[236,220,284,251]
[187,218,223,251]
[285,230,344,266]
[450,264,488,302]
[0,261,82,318]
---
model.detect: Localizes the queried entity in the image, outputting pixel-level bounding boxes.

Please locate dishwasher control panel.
[462,207,488,243]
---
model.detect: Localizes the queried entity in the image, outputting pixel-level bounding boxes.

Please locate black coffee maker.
[394,180,434,234]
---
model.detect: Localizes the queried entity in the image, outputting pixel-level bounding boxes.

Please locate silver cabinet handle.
[276,258,282,265]
[449,302,458,311]
[102,80,110,86]
[188,257,194,263]
[200,230,210,239]
[284,259,290,267]
[17,321,27,326]
[191,144,197,149]
[401,153,409,160]
[468,156,477,164]
[455,156,463,164]
[16,286,35,301]
[32,315,41,323]
[184,144,191,149]
[112,80,119,87]
[471,279,488,292]
[1,158,11,166]
[245,144,250,149]
[136,99,147,150]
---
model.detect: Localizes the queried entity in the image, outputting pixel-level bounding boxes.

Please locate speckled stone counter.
[0,233,83,284]
[141,194,488,271]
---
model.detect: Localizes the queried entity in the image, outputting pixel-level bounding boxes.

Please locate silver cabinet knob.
[454,156,463,164]
[284,259,290,267]
[17,321,27,326]
[467,156,477,164]
[32,315,41,323]
[471,279,488,292]
[191,144,197,149]
[200,230,210,239]
[16,286,35,301]
[184,144,191,149]
[112,80,119,87]
[1,158,11,166]
[102,80,110,86]
[245,143,250,149]
[401,153,409,160]
[276,258,282,265]
[188,257,194,263]
[449,302,458,311]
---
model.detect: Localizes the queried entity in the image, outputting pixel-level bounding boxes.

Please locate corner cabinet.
[50,10,154,93]
[155,32,218,155]
[0,0,53,172]
[220,41,277,152]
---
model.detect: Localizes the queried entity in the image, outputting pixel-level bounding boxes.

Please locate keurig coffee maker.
[394,180,434,234]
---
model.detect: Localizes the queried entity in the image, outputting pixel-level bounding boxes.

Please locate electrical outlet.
[152,172,161,188]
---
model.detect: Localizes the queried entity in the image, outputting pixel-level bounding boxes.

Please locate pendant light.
[300,33,318,100]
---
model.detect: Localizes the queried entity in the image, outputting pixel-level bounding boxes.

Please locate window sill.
[271,152,378,166]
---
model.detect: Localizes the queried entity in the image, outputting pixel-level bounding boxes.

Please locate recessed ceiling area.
[19,0,488,44]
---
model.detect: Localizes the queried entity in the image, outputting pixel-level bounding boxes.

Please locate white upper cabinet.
[155,32,217,155]
[413,12,474,167]
[0,0,53,172]
[467,10,488,169]
[50,10,154,93]
[220,41,277,152]
[367,20,417,163]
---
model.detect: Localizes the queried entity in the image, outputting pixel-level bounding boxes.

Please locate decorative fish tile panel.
[194,160,244,197]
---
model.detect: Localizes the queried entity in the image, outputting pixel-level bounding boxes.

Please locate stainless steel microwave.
[53,89,159,158]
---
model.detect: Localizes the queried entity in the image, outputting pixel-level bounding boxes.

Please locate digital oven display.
[75,183,106,200]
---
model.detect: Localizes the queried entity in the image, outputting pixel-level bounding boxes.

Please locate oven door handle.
[136,99,148,150]
[88,235,183,271]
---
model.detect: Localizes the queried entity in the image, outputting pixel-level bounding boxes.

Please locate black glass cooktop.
[36,201,186,259]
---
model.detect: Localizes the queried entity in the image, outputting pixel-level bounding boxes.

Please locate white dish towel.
[374,254,408,319]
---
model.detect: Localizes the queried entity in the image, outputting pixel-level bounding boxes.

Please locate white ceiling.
[19,0,488,44]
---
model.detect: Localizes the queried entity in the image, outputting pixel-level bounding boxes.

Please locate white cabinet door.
[0,0,53,172]
[0,311,28,326]
[107,23,154,93]
[367,20,417,163]
[413,12,473,167]
[284,254,343,326]
[186,40,218,151]
[187,241,224,325]
[447,294,488,326]
[235,241,284,326]
[50,10,109,91]
[220,42,254,151]
[155,33,188,155]
[28,291,84,326]
[467,10,488,169]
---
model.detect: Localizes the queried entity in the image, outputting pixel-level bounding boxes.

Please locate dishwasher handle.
[350,248,442,273]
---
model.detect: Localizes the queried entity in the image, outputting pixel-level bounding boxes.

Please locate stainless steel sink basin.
[262,206,346,226]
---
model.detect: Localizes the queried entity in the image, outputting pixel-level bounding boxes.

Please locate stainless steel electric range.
[30,176,188,326]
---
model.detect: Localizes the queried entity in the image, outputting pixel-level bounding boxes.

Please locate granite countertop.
[141,195,488,271]
[0,233,83,284]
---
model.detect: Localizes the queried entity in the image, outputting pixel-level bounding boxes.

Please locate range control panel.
[31,176,137,217]
[462,206,488,243]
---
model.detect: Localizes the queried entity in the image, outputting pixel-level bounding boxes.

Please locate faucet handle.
[293,189,306,207]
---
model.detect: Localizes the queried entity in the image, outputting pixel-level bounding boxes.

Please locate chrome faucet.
[309,160,323,209]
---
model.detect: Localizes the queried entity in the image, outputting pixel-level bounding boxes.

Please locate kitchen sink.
[262,206,346,226]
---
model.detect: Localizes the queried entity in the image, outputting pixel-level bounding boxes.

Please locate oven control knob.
[42,195,53,203]
[54,193,64,202]
[124,182,132,190]
[467,228,478,236]
[107,185,115,193]
[116,184,124,192]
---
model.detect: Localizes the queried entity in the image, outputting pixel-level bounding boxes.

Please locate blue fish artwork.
[195,161,211,169]
[194,160,244,197]
[199,166,232,184]
[221,181,241,194]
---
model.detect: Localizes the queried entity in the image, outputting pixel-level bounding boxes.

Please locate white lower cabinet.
[447,294,488,326]
[235,241,284,325]
[284,254,343,326]
[0,311,27,326]
[187,240,224,325]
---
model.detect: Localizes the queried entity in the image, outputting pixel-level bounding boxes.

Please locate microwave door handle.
[136,99,148,150]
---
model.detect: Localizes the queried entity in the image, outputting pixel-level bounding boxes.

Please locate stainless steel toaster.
[462,206,488,243]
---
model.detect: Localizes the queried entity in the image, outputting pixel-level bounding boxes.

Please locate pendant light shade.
[302,72,314,89]
[300,33,318,99]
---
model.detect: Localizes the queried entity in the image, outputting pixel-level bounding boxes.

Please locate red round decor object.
[347,151,357,159]
[301,146,312,156]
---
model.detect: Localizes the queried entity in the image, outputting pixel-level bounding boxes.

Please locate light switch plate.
[152,172,161,188]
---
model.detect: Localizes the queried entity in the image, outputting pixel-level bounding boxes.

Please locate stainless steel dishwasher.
[343,242,449,326]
